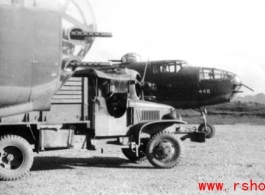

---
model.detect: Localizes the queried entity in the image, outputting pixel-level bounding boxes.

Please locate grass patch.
[179,102,265,125]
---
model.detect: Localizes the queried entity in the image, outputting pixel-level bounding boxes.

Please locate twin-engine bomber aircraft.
[107,53,254,137]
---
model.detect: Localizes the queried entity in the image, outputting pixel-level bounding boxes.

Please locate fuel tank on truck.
[0,0,96,117]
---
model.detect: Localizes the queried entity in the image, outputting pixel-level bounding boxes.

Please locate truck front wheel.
[146,132,183,168]
[0,135,34,181]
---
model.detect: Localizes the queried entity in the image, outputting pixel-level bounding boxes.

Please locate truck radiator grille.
[141,110,160,121]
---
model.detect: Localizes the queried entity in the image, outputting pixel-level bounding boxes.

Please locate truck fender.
[127,120,187,145]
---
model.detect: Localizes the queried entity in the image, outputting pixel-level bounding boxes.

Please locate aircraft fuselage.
[0,0,96,116]
[124,61,241,109]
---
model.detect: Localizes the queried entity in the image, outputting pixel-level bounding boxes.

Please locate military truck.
[0,65,205,181]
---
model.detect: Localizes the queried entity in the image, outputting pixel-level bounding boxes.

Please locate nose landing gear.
[198,108,215,139]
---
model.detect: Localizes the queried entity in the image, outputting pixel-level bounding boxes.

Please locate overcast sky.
[86,0,265,96]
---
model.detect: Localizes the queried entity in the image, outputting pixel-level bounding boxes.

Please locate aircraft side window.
[153,65,159,74]
[160,65,166,73]
[176,65,181,72]
[159,65,176,73]
[200,69,214,80]
[214,70,222,79]
[181,63,188,68]
[166,65,170,72]
[169,65,175,73]
[223,72,234,80]
[163,65,174,73]
[199,71,204,80]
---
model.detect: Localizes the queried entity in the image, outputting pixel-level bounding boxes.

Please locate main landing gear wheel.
[146,132,183,168]
[0,135,34,181]
[198,123,215,139]
[122,139,147,163]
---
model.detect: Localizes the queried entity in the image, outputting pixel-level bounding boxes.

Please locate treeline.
[181,102,265,124]
[207,102,265,117]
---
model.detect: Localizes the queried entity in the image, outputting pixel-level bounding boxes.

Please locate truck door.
[93,79,129,136]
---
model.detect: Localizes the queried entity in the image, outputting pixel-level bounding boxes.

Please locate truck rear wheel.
[146,132,182,168]
[0,135,34,181]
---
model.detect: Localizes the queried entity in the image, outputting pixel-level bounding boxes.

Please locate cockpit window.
[153,63,182,74]
[153,65,159,73]
[213,69,223,79]
[160,65,167,73]
[168,65,175,72]
[181,62,189,68]
[200,68,214,80]
[200,68,235,80]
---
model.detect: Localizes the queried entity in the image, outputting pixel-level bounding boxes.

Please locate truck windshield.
[110,80,128,93]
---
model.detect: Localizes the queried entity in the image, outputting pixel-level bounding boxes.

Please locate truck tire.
[0,135,34,181]
[146,131,183,168]
[198,123,215,138]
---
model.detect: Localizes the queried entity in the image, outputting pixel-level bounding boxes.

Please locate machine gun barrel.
[70,31,112,39]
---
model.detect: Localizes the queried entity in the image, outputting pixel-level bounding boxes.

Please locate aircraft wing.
[71,62,137,81]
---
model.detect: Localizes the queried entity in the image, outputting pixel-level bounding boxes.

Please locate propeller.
[140,58,149,100]
[141,58,149,83]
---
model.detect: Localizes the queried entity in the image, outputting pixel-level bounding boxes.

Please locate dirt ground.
[1,125,265,195]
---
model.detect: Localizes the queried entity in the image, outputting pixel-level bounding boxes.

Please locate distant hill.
[234,93,265,104]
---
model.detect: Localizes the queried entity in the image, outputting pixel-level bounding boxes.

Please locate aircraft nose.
[232,74,254,92]
[232,75,242,87]
[232,74,242,92]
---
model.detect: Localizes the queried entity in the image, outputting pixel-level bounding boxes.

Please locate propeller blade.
[141,90,144,100]
[242,84,254,92]
[140,58,149,100]
[141,58,149,82]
